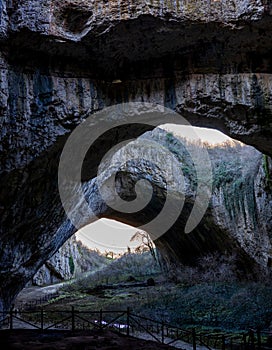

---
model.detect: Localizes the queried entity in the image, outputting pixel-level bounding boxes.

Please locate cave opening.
[75,218,147,257]
[1,0,272,341]
[31,218,153,287]
[37,124,270,288]
[1,107,270,319]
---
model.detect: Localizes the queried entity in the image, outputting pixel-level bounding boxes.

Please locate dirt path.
[15,267,108,308]
[132,331,212,350]
[13,283,213,350]
[15,282,64,305]
[0,329,175,350]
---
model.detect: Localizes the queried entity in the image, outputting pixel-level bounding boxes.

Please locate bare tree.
[130,231,157,262]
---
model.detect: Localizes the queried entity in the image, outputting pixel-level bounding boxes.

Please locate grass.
[33,251,272,334]
[62,251,161,293]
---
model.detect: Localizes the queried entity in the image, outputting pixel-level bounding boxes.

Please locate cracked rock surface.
[0,0,272,312]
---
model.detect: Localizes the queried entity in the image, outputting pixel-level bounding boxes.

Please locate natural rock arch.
[0,121,270,313]
[1,0,272,312]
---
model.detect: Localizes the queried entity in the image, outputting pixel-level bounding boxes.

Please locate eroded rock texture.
[31,236,105,286]
[0,0,272,311]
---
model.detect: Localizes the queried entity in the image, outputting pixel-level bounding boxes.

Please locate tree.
[130,231,157,262]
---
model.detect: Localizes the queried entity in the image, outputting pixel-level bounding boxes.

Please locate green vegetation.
[147,129,198,187]
[63,251,161,292]
[263,154,270,180]
[263,154,272,190]
[209,142,260,226]
[137,282,272,331]
[41,251,272,333]
[69,255,75,275]
[75,240,109,275]
[148,129,261,226]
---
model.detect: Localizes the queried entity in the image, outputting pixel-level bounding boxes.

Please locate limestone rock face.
[1,0,272,311]
[138,131,272,270]
[210,151,272,268]
[31,236,101,286]
[0,1,8,40]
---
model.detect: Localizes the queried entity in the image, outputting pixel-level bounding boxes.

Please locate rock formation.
[0,0,272,312]
[31,236,105,286]
[109,130,272,271]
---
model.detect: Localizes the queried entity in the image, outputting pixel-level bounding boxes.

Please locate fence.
[15,292,60,310]
[0,306,271,350]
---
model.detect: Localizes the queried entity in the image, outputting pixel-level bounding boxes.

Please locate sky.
[76,126,232,253]
[161,124,231,144]
[76,219,142,254]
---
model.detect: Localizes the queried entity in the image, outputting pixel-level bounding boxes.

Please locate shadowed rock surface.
[0,0,272,312]
[31,236,106,286]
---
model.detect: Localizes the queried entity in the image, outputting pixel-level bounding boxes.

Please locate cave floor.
[0,329,174,349]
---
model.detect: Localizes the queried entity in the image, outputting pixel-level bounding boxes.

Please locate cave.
[1,0,272,314]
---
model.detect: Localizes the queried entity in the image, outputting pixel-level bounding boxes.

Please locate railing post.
[257,328,261,350]
[9,304,14,330]
[162,321,165,344]
[99,309,103,329]
[243,333,247,349]
[71,306,75,332]
[41,308,44,331]
[249,329,255,347]
[127,307,130,336]
[222,335,226,350]
[192,328,197,350]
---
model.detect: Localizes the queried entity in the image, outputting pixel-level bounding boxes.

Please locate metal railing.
[0,306,271,350]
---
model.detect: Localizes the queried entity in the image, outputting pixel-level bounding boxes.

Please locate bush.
[62,251,161,293]
[167,253,241,285]
[69,256,75,275]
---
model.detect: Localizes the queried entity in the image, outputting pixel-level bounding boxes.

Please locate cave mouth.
[1,122,269,313]
[71,125,264,275]
[75,218,146,256]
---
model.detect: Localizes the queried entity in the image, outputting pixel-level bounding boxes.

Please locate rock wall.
[31,236,103,286]
[211,149,272,268]
[0,0,272,311]
[139,130,272,270]
[2,66,272,174]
